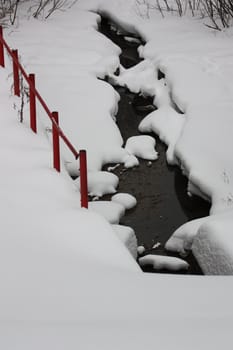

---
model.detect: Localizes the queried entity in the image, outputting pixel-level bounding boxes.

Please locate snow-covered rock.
[139,106,185,165]
[75,171,119,197]
[125,135,158,161]
[123,154,139,168]
[165,217,208,256]
[139,254,189,271]
[192,212,233,275]
[111,193,137,210]
[137,245,146,255]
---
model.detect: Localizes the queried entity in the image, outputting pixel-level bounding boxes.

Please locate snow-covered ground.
[1,0,233,347]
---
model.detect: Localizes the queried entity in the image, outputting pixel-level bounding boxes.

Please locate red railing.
[0,25,88,208]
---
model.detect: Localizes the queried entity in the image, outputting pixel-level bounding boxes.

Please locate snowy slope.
[6,6,127,173]
[1,0,233,348]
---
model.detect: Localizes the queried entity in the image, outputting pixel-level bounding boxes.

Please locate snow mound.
[109,59,156,95]
[125,135,158,161]
[192,212,233,275]
[139,106,185,165]
[111,193,137,210]
[137,245,146,255]
[123,154,139,168]
[112,224,138,259]
[76,171,119,197]
[139,255,189,271]
[89,201,125,224]
[165,217,208,256]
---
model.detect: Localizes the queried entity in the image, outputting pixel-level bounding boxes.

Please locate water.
[99,17,210,274]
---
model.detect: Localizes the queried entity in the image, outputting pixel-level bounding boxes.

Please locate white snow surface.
[9,3,129,173]
[139,254,189,271]
[125,135,158,161]
[139,106,185,165]
[111,192,137,210]
[123,153,139,168]
[76,171,119,197]
[165,217,208,256]
[192,213,233,275]
[89,201,125,224]
[112,224,138,259]
[1,0,233,348]
[137,245,146,255]
[109,59,157,95]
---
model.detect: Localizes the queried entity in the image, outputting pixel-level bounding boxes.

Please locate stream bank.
[99,16,210,274]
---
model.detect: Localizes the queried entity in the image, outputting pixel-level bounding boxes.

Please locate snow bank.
[7,8,130,173]
[165,217,208,256]
[137,18,233,219]
[112,224,137,258]
[13,0,233,274]
[10,0,233,274]
[81,0,233,272]
[4,3,143,266]
[89,201,125,224]
[0,68,140,298]
[192,212,233,275]
[139,106,185,165]
[166,210,233,275]
[109,59,157,94]
[109,57,184,165]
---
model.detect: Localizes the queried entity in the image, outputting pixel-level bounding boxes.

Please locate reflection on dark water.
[100,17,210,274]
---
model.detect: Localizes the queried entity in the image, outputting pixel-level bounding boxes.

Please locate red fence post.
[52,111,60,172]
[29,73,37,133]
[0,26,5,67]
[79,150,88,208]
[12,50,20,97]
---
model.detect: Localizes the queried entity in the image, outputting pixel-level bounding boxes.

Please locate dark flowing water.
[99,17,210,274]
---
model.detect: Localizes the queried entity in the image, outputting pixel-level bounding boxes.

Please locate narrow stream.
[99,17,210,274]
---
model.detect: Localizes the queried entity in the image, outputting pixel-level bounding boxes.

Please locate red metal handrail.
[0,25,88,208]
